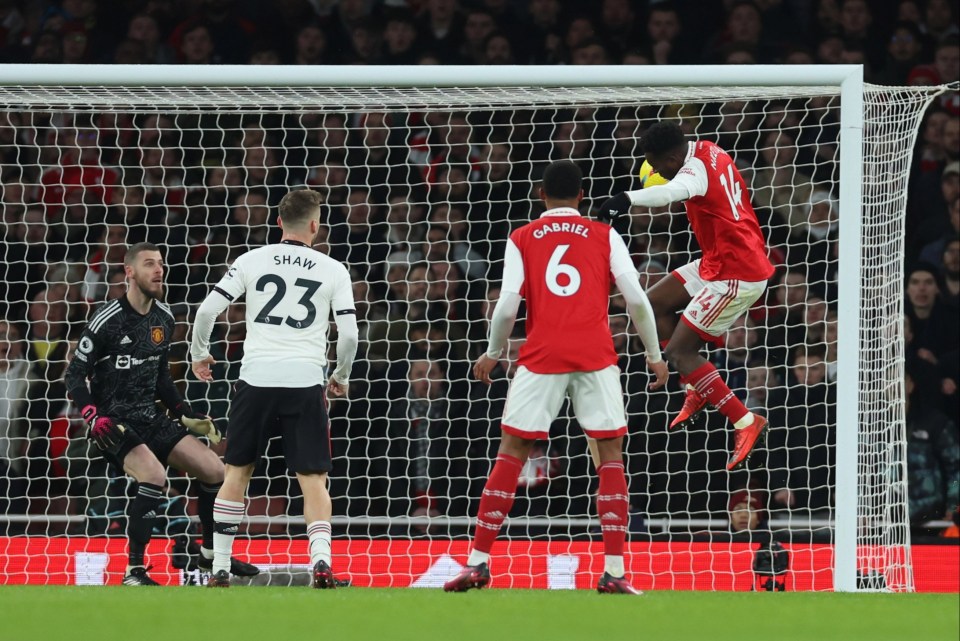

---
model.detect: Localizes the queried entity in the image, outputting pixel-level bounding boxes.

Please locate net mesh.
[0,82,944,590]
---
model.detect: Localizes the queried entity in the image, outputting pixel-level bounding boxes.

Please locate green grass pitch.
[1,587,956,641]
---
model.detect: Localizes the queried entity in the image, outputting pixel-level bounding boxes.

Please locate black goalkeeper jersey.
[65,295,178,426]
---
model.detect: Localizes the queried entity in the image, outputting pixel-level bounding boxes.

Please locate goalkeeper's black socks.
[198,482,222,551]
[128,483,163,567]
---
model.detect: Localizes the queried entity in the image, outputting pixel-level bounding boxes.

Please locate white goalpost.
[0,64,950,591]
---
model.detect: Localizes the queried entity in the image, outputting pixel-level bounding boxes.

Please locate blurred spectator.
[525,0,562,63]
[61,25,89,64]
[30,30,62,63]
[0,206,68,320]
[905,263,959,365]
[923,0,959,50]
[38,123,119,214]
[752,130,814,230]
[905,358,959,528]
[877,21,925,85]
[387,358,467,519]
[482,31,514,65]
[328,187,389,280]
[0,319,27,469]
[381,10,420,64]
[292,23,327,65]
[745,364,778,414]
[346,17,381,63]
[175,21,217,64]
[420,214,486,280]
[712,315,759,396]
[460,7,496,64]
[918,196,959,267]
[940,238,960,303]
[171,1,256,65]
[419,0,465,63]
[599,0,638,58]
[228,188,271,249]
[838,0,882,71]
[81,219,128,302]
[571,38,609,65]
[728,487,767,533]
[768,345,836,513]
[126,13,174,64]
[703,0,779,64]
[934,33,960,84]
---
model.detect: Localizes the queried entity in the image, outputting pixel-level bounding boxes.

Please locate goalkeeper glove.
[597,192,632,223]
[82,404,126,450]
[175,403,222,444]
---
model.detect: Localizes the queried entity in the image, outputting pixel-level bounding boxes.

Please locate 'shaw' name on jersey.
[273,253,317,269]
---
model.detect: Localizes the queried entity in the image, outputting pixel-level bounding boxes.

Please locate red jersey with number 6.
[509,209,618,374]
[682,140,774,282]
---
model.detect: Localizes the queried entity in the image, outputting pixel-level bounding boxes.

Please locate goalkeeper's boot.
[197,550,260,577]
[122,565,160,586]
[442,562,490,592]
[206,570,230,588]
[313,560,347,589]
[597,572,643,595]
[669,387,708,431]
[171,537,199,572]
[726,415,769,471]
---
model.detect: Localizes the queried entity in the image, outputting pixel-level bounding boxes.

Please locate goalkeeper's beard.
[134,278,164,301]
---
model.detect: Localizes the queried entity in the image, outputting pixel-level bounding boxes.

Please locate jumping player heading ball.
[599,121,775,472]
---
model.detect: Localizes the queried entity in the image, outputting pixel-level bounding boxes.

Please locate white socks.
[605,555,625,578]
[212,498,244,575]
[307,521,332,566]
[466,550,490,567]
[734,412,754,430]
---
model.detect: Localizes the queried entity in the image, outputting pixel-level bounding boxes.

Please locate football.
[638,159,669,188]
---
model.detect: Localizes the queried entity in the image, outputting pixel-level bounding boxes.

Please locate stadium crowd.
[0,0,957,542]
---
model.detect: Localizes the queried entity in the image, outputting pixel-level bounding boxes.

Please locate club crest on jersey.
[150,327,164,344]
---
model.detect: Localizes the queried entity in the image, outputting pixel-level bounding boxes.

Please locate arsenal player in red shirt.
[600,122,775,472]
[444,160,668,595]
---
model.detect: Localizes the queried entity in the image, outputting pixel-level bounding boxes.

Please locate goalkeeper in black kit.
[64,242,259,585]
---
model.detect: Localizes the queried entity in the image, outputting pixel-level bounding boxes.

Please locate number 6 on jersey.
[546,245,581,297]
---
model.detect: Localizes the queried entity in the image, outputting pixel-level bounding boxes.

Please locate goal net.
[0,66,948,591]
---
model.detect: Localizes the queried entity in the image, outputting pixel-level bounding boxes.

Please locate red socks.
[686,362,750,424]
[472,453,522,554]
[597,461,628,558]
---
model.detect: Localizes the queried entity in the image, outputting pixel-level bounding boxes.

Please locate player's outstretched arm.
[475,238,524,385]
[328,267,360,399]
[609,230,668,389]
[475,290,521,384]
[328,313,358,398]
[597,159,708,223]
[615,272,669,389]
[189,291,231,382]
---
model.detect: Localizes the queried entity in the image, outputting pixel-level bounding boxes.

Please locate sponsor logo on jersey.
[120,336,132,345]
[150,327,164,344]
[116,354,161,369]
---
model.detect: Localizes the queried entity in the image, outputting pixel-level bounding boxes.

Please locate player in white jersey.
[189,188,359,588]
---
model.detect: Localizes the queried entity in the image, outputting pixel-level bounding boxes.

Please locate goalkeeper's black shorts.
[100,415,190,470]
[225,380,332,474]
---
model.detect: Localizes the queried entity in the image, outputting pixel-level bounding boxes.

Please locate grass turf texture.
[1,587,956,641]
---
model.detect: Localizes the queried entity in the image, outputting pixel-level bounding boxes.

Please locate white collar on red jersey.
[685,141,695,163]
[539,207,582,218]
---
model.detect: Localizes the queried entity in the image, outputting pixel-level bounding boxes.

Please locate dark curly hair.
[638,121,687,156]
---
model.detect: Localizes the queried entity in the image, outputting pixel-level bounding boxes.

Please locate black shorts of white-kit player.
[225,381,331,474]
